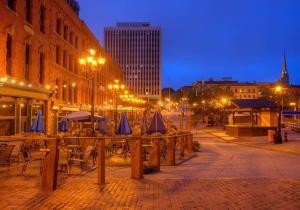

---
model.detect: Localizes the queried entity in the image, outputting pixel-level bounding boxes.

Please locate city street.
[2,130,300,209]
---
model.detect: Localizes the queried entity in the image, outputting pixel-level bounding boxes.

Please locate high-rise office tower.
[105,22,161,101]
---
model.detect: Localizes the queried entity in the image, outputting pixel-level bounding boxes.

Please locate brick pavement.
[2,131,300,210]
[5,172,300,210]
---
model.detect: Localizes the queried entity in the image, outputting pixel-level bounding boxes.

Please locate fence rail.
[287,123,300,132]
[0,132,194,192]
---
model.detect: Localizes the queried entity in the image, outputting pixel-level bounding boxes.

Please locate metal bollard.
[284,132,288,142]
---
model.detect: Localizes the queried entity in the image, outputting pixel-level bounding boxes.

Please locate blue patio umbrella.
[59,118,69,132]
[116,113,132,135]
[30,111,45,133]
[147,111,167,135]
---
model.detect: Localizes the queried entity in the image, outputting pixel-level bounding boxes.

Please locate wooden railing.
[0,132,194,192]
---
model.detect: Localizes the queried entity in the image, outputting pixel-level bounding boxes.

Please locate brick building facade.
[0,0,123,135]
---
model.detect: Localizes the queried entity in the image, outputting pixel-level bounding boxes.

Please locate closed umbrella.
[147,111,167,134]
[116,113,132,135]
[30,111,45,133]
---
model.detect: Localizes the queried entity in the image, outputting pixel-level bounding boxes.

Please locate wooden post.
[186,112,191,131]
[131,138,143,179]
[166,136,176,166]
[179,135,185,159]
[41,138,59,192]
[187,133,193,154]
[178,114,183,130]
[97,138,105,185]
[150,138,160,171]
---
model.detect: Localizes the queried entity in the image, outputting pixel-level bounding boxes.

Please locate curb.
[207,132,300,156]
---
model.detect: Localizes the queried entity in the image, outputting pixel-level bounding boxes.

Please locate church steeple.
[279,51,289,85]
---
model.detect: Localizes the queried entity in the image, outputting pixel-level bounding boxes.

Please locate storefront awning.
[0,82,51,100]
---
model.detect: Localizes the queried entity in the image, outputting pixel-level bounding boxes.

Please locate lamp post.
[108,79,125,132]
[221,97,228,125]
[275,85,283,144]
[79,49,105,136]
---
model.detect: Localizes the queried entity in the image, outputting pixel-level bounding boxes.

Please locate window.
[75,36,79,49]
[6,34,12,76]
[55,79,60,99]
[7,0,16,11]
[63,50,68,68]
[56,45,60,64]
[62,81,67,101]
[40,5,46,33]
[64,25,68,40]
[69,31,74,45]
[69,55,73,71]
[74,57,78,74]
[26,0,32,24]
[39,52,45,84]
[24,44,30,80]
[56,19,61,34]
[68,85,72,102]
[74,86,78,103]
[82,40,86,50]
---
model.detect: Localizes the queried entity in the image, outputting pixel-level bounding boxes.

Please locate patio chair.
[0,144,15,171]
[21,143,48,175]
[159,138,167,160]
[63,137,83,159]
[58,148,70,174]
[69,145,95,172]
[8,141,24,163]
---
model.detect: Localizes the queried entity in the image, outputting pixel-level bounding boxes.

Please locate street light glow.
[275,86,282,92]
[98,58,105,65]
[0,77,8,82]
[79,58,86,65]
[89,49,96,56]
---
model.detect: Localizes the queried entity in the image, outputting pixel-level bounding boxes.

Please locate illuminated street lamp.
[108,79,126,131]
[79,49,106,136]
[274,85,284,144]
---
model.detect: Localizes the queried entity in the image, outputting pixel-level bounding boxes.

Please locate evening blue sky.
[77,0,300,89]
